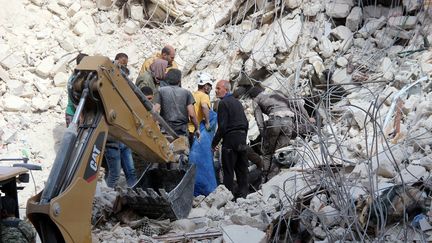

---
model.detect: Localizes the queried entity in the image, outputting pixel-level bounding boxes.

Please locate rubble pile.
[1,0,432,241]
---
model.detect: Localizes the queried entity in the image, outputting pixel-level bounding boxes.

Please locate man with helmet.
[187,72,214,146]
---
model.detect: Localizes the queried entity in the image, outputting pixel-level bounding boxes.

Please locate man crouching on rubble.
[212,80,249,199]
[248,85,315,179]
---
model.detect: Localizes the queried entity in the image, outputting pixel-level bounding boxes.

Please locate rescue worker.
[65,53,88,127]
[138,45,177,77]
[212,80,249,199]
[136,59,168,96]
[105,53,137,188]
[1,196,37,243]
[187,72,214,146]
[140,86,154,102]
[248,85,315,178]
[153,69,200,139]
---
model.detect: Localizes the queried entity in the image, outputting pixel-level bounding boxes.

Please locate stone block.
[396,165,428,184]
[325,3,350,18]
[53,72,69,87]
[131,5,144,21]
[2,95,30,112]
[96,0,112,10]
[47,3,67,19]
[31,96,49,111]
[318,36,333,58]
[388,16,417,30]
[73,20,89,36]
[58,0,73,7]
[0,66,9,81]
[403,0,421,12]
[346,7,362,31]
[331,25,353,41]
[205,185,233,208]
[35,57,54,78]
[336,57,348,67]
[67,2,81,17]
[318,205,340,226]
[358,17,386,37]
[124,20,138,35]
[284,0,301,9]
[239,30,262,53]
[222,225,266,243]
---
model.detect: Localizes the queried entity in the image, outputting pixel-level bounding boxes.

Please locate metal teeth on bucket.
[115,164,196,220]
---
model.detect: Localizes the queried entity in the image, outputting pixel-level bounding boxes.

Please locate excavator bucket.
[115,163,196,220]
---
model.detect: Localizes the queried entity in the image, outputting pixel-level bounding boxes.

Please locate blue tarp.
[189,110,217,196]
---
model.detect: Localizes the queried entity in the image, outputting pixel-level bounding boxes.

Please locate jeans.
[105,140,137,188]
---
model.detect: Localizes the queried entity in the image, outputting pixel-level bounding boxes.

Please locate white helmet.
[196,72,214,86]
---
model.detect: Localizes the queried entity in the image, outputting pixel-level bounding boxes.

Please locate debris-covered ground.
[1,0,432,242]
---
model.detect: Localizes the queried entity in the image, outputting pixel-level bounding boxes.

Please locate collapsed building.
[1,0,432,242]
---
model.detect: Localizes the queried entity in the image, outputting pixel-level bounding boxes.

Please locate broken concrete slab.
[395,164,428,184]
[325,3,350,18]
[387,16,418,30]
[358,17,386,38]
[124,20,139,35]
[174,0,242,74]
[403,0,421,12]
[346,7,362,31]
[0,65,9,81]
[274,15,302,53]
[35,57,54,78]
[318,36,334,58]
[261,171,310,202]
[67,2,81,17]
[239,29,262,53]
[2,95,30,112]
[222,225,266,243]
[53,72,68,87]
[204,185,233,209]
[331,26,353,41]
[318,205,340,226]
[96,0,112,10]
[130,5,144,21]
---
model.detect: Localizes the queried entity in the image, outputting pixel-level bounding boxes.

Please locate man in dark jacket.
[212,80,249,198]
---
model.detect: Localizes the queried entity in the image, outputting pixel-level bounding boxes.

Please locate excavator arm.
[26,56,188,243]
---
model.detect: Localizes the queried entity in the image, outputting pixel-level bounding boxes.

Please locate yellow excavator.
[25,56,194,242]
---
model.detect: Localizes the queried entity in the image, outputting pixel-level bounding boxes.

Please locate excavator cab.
[26,56,195,243]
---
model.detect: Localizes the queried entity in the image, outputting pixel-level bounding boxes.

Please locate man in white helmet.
[187,72,214,146]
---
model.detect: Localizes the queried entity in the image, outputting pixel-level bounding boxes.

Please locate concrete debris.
[346,7,362,31]
[124,20,139,35]
[2,95,30,112]
[222,225,266,243]
[1,0,432,241]
[325,2,351,18]
[204,185,233,209]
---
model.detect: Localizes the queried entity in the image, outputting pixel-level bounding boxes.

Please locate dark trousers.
[221,132,248,199]
[263,117,293,155]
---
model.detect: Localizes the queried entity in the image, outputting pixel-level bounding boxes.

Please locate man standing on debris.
[153,69,200,139]
[248,85,315,176]
[104,53,137,188]
[212,80,249,199]
[1,196,37,243]
[187,72,214,146]
[138,45,177,77]
[136,59,168,96]
[65,53,88,127]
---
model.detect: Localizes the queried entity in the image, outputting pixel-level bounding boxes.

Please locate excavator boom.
[26,56,190,242]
